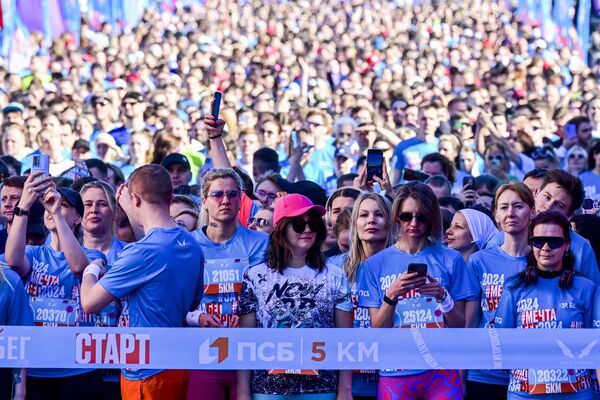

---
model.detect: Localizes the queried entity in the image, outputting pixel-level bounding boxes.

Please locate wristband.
[437,290,454,313]
[383,295,398,306]
[186,310,204,326]
[83,264,101,280]
[208,134,222,140]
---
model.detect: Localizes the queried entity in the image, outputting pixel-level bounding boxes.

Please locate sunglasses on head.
[529,236,566,250]
[247,217,271,228]
[398,212,428,223]
[290,216,321,233]
[207,190,240,200]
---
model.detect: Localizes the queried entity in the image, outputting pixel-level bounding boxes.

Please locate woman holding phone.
[343,192,393,398]
[4,173,106,399]
[358,181,475,399]
[464,182,534,399]
[238,193,353,400]
[495,211,595,399]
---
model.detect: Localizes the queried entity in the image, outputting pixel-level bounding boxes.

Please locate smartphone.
[583,198,595,210]
[211,91,222,119]
[366,148,384,181]
[31,154,50,179]
[407,263,428,277]
[402,168,430,182]
[463,176,474,188]
[291,131,299,148]
[565,123,577,140]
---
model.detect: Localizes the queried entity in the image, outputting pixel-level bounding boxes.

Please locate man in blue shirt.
[80,165,204,400]
[392,103,440,184]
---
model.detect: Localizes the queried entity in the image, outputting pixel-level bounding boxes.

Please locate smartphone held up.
[366,148,384,182]
[211,91,222,120]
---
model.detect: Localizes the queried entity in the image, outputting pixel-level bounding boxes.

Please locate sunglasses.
[290,217,321,233]
[487,154,504,162]
[569,153,585,160]
[307,121,323,127]
[529,236,566,250]
[398,212,428,223]
[531,148,555,160]
[255,190,277,201]
[207,190,240,200]
[247,217,271,228]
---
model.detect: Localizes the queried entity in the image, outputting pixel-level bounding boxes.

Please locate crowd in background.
[0,0,600,400]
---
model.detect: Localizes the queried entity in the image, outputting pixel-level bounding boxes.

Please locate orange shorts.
[121,369,190,400]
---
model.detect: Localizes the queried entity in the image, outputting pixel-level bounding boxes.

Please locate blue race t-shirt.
[99,227,204,381]
[466,246,528,386]
[392,137,422,170]
[18,244,105,378]
[495,274,596,398]
[400,138,440,171]
[486,230,600,286]
[327,252,347,269]
[0,267,33,326]
[191,226,268,327]
[579,171,600,201]
[357,242,477,377]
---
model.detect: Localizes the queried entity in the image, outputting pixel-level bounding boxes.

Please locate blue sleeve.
[465,257,483,301]
[357,261,382,309]
[6,270,33,326]
[583,284,594,329]
[193,252,204,305]
[448,254,478,301]
[249,235,269,267]
[494,286,516,328]
[593,288,600,329]
[98,246,151,299]
[393,145,405,170]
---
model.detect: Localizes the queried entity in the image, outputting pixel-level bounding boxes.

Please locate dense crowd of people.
[0,0,600,399]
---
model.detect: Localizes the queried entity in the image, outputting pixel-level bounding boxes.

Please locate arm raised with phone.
[4,173,54,277]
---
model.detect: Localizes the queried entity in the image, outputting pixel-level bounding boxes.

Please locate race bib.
[394,290,445,329]
[269,369,318,375]
[203,258,247,295]
[526,369,580,395]
[30,297,77,326]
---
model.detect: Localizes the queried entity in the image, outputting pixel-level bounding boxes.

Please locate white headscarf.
[459,208,498,250]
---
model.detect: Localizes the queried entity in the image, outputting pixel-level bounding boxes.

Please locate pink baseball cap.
[273,193,326,226]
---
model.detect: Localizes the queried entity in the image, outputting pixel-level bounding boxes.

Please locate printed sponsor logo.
[0,329,30,362]
[556,339,598,362]
[75,333,150,364]
[199,337,229,364]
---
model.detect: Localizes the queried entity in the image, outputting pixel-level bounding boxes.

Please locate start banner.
[0,327,598,370]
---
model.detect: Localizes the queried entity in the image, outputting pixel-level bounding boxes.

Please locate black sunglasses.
[398,212,428,223]
[290,217,321,233]
[529,236,566,250]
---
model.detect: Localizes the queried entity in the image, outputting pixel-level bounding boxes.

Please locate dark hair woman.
[238,194,353,400]
[495,211,596,399]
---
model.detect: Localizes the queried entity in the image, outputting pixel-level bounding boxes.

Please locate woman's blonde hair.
[80,180,118,235]
[343,193,393,283]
